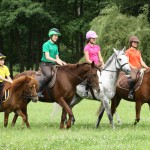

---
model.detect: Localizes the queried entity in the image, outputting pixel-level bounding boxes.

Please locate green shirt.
[41,40,59,63]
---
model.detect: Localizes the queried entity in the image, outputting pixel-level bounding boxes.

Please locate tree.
[90,4,150,65]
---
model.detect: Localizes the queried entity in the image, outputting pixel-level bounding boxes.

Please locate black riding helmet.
[0,53,6,59]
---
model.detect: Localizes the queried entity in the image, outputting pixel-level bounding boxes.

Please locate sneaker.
[128,91,134,99]
[37,91,44,98]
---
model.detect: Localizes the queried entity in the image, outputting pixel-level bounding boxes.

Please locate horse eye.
[118,58,121,61]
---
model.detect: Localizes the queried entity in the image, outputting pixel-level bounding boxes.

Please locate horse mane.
[14,70,36,79]
[11,76,29,92]
[63,62,90,69]
[103,53,115,69]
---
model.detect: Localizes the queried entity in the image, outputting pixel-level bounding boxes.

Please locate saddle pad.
[0,90,10,102]
[48,66,58,88]
[117,71,144,91]
[35,66,59,88]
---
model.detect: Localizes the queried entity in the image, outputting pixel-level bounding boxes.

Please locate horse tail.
[50,103,62,121]
[96,102,104,115]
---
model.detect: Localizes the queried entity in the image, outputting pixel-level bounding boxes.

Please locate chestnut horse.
[11,62,99,129]
[70,48,131,128]
[96,68,150,127]
[0,76,38,128]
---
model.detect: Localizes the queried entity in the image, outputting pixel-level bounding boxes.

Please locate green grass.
[0,100,149,150]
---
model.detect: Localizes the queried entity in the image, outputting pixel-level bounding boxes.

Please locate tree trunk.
[8,30,14,78]
[16,29,24,72]
[0,32,3,53]
[26,27,32,70]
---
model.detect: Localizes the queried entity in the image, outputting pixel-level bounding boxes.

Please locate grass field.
[0,99,149,150]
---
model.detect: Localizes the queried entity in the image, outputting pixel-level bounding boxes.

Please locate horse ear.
[122,46,126,52]
[25,76,31,83]
[113,48,118,55]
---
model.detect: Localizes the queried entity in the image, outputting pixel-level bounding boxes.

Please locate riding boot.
[128,80,135,99]
[37,79,48,98]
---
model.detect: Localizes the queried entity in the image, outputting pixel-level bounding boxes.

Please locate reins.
[61,65,98,88]
[61,66,85,82]
[102,53,129,72]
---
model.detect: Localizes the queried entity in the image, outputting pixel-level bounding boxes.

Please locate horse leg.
[134,101,142,125]
[101,95,114,129]
[16,109,27,128]
[96,103,105,128]
[21,107,30,128]
[11,113,18,127]
[4,112,9,127]
[60,108,67,129]
[114,112,122,125]
[111,95,122,125]
[12,108,29,128]
[12,111,29,128]
[70,94,83,125]
[59,97,73,129]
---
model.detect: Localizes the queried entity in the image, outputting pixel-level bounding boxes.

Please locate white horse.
[70,48,131,129]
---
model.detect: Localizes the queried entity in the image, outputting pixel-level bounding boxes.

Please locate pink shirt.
[84,43,100,64]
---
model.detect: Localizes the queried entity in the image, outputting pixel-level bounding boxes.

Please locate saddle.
[0,82,11,102]
[117,69,145,91]
[35,65,59,88]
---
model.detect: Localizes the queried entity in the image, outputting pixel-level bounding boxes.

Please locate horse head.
[113,47,131,75]
[23,76,39,102]
[86,62,100,92]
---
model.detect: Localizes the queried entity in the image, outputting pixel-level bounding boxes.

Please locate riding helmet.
[0,53,6,59]
[86,31,98,39]
[129,36,140,43]
[48,28,61,37]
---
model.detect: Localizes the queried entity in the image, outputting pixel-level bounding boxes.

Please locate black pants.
[129,79,135,91]
[39,62,54,91]
[0,82,4,100]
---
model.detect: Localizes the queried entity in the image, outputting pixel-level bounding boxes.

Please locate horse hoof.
[4,124,8,128]
[11,124,15,127]
[59,124,65,129]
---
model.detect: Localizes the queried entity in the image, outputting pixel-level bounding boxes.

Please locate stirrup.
[128,91,134,99]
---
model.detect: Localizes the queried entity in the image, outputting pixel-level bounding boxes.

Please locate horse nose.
[127,69,131,74]
[31,96,39,102]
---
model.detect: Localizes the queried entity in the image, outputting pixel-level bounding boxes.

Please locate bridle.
[61,65,99,89]
[102,53,129,72]
[22,84,38,100]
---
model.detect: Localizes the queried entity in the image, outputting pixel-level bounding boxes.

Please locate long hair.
[86,39,90,44]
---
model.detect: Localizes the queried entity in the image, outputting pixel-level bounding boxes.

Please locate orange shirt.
[125,48,141,69]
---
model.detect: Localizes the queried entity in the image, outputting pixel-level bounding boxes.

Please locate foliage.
[90,4,150,65]
[0,0,150,74]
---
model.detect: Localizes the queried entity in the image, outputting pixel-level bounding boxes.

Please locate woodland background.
[0,0,150,76]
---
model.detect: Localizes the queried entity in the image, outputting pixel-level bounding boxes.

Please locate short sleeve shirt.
[84,43,101,64]
[125,48,142,68]
[41,40,59,63]
[0,65,10,82]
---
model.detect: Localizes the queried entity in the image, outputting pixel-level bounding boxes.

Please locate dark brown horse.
[0,76,38,128]
[97,68,150,126]
[12,62,99,129]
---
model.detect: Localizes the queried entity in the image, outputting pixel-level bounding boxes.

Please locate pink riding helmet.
[86,30,98,39]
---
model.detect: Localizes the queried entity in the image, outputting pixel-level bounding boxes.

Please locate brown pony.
[110,68,150,125]
[0,76,38,128]
[11,62,99,129]
[96,68,150,127]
